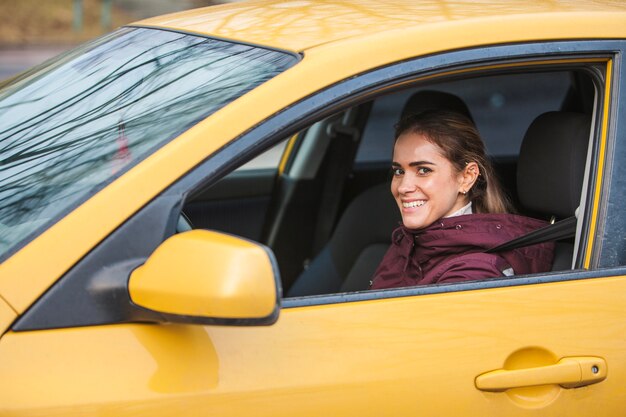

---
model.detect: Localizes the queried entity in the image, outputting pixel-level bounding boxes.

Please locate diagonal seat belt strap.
[486,216,577,254]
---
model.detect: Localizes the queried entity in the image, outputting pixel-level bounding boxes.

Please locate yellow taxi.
[1,0,626,415]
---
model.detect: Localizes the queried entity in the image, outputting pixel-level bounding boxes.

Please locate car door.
[1,40,625,416]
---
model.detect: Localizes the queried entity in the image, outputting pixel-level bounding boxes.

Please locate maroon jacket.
[371,213,555,290]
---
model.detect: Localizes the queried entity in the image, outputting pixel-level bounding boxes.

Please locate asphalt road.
[0,46,71,81]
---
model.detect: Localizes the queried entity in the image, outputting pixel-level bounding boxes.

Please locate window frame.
[284,56,612,306]
[260,45,614,306]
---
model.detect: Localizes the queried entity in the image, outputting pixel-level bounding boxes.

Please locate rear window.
[356,72,572,162]
[0,27,297,260]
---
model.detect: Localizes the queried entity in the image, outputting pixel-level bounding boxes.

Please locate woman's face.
[391,132,468,230]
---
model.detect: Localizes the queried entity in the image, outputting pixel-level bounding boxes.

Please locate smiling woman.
[0,27,297,261]
[371,110,555,289]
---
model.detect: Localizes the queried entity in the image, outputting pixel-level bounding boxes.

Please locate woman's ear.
[459,162,480,194]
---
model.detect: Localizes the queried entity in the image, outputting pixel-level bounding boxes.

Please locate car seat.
[516,111,592,270]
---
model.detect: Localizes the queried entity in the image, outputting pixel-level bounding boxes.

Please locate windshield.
[0,27,297,261]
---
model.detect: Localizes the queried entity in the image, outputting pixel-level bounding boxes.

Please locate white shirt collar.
[446,201,473,218]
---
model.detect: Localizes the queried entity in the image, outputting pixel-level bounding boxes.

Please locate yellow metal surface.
[0,0,624,319]
[136,0,626,52]
[1,276,625,416]
[129,230,276,318]
[278,133,298,175]
[0,296,16,336]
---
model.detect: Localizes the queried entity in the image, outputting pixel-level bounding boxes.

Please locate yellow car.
[1,0,626,415]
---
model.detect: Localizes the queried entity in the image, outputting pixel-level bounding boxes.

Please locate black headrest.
[517,111,591,218]
[401,90,474,121]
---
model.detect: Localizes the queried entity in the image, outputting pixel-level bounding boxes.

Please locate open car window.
[183,64,600,300]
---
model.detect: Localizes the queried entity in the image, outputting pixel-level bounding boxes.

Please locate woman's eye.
[417,167,432,175]
[392,168,404,176]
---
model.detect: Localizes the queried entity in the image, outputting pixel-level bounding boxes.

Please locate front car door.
[188,42,625,415]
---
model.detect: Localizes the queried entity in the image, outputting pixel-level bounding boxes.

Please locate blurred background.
[0,0,242,80]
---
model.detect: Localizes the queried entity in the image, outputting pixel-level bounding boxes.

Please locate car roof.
[134,0,626,53]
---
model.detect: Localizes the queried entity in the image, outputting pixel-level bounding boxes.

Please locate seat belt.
[311,123,360,255]
[485,215,577,253]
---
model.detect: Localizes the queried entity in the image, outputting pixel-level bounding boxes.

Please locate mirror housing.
[128,230,280,325]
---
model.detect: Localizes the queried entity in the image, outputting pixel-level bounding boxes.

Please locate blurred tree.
[73,0,83,33]
[114,0,237,19]
[0,0,132,45]
[0,0,241,45]
[102,0,112,30]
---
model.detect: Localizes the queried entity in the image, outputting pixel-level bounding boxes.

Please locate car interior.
[182,68,597,298]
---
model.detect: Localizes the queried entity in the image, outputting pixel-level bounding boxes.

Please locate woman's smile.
[401,200,426,209]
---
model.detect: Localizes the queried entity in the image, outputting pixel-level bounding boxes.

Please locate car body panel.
[135,0,626,52]
[2,276,626,415]
[0,297,16,335]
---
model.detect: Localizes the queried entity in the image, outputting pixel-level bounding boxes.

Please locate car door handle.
[475,356,607,392]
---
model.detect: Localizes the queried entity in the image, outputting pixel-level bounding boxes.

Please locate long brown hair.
[394,109,512,214]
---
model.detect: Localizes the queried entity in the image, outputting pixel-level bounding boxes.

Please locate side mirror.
[128,230,281,325]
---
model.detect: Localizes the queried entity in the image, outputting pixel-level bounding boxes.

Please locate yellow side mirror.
[128,230,280,325]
